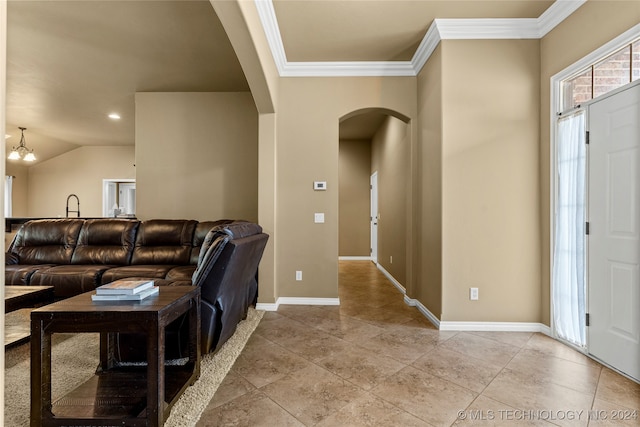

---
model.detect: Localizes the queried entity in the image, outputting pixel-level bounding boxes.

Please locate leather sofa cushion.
[131,219,197,265]
[5,264,54,286]
[71,219,139,265]
[30,265,114,298]
[166,265,196,281]
[10,219,84,264]
[101,265,177,284]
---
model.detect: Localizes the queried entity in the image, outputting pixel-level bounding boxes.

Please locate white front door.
[370,172,378,263]
[588,83,640,381]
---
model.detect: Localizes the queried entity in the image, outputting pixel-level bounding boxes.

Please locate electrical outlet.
[470,287,479,301]
[296,271,303,281]
[314,213,325,223]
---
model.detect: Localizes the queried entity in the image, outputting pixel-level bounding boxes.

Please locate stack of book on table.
[91,279,158,302]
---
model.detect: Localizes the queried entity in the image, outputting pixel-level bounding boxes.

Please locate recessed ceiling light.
[108,113,121,120]
[5,134,11,139]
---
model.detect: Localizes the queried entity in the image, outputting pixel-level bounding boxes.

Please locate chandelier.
[8,127,36,162]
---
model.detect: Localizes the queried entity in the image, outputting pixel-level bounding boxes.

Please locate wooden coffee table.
[30,286,201,427]
[5,285,54,347]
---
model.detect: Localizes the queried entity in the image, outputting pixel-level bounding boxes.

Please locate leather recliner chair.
[114,221,269,360]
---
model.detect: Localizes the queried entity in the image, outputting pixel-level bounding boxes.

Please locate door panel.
[588,83,640,381]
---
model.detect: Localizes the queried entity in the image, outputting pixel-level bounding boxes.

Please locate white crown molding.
[411,21,441,75]
[255,0,585,77]
[281,61,416,78]
[434,18,540,40]
[537,0,587,37]
[254,0,287,76]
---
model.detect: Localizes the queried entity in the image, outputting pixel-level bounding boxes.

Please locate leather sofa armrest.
[5,252,19,265]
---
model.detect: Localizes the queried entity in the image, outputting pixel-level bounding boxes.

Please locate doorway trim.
[370,171,378,264]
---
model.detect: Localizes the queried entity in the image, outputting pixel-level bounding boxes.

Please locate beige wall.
[539,1,640,325]
[27,146,135,218]
[211,1,640,322]
[338,139,371,257]
[416,44,443,318]
[371,115,409,285]
[275,77,417,299]
[440,39,541,322]
[135,92,258,222]
[5,162,28,217]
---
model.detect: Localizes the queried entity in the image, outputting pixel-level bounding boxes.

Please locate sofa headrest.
[135,219,197,246]
[131,219,197,265]
[10,219,84,264]
[71,219,139,265]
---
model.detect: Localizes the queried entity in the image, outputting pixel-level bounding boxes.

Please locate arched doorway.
[338,108,411,291]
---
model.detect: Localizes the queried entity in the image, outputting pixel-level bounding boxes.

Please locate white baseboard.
[256,297,340,311]
[257,262,552,336]
[439,321,552,334]
[338,256,372,261]
[404,295,441,329]
[255,302,279,311]
[375,263,406,294]
[278,297,340,306]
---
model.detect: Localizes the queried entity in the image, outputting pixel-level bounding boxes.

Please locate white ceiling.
[5,0,566,162]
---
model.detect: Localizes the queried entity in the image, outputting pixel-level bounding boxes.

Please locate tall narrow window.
[553,111,586,347]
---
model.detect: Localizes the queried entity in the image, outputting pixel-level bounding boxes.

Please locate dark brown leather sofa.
[5,218,268,354]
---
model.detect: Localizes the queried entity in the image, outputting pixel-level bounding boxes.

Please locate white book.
[96,279,155,295]
[92,286,159,302]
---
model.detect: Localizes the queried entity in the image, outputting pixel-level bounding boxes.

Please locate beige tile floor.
[197,261,640,426]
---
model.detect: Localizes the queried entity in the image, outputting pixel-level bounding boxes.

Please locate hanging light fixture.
[8,127,36,162]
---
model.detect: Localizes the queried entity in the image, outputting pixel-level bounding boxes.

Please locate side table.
[30,286,200,427]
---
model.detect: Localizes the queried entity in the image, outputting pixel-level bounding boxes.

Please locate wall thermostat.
[313,181,327,191]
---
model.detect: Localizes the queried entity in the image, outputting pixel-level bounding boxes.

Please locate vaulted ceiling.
[5,0,565,163]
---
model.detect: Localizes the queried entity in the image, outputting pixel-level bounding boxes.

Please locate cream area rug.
[4,307,264,426]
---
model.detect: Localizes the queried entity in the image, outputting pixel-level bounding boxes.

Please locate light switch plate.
[314,213,325,223]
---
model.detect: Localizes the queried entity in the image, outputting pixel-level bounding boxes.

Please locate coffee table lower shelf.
[51,365,196,424]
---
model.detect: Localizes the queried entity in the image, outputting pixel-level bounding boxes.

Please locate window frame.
[561,37,640,112]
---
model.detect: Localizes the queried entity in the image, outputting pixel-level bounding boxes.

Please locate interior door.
[370,172,378,263]
[588,83,640,381]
